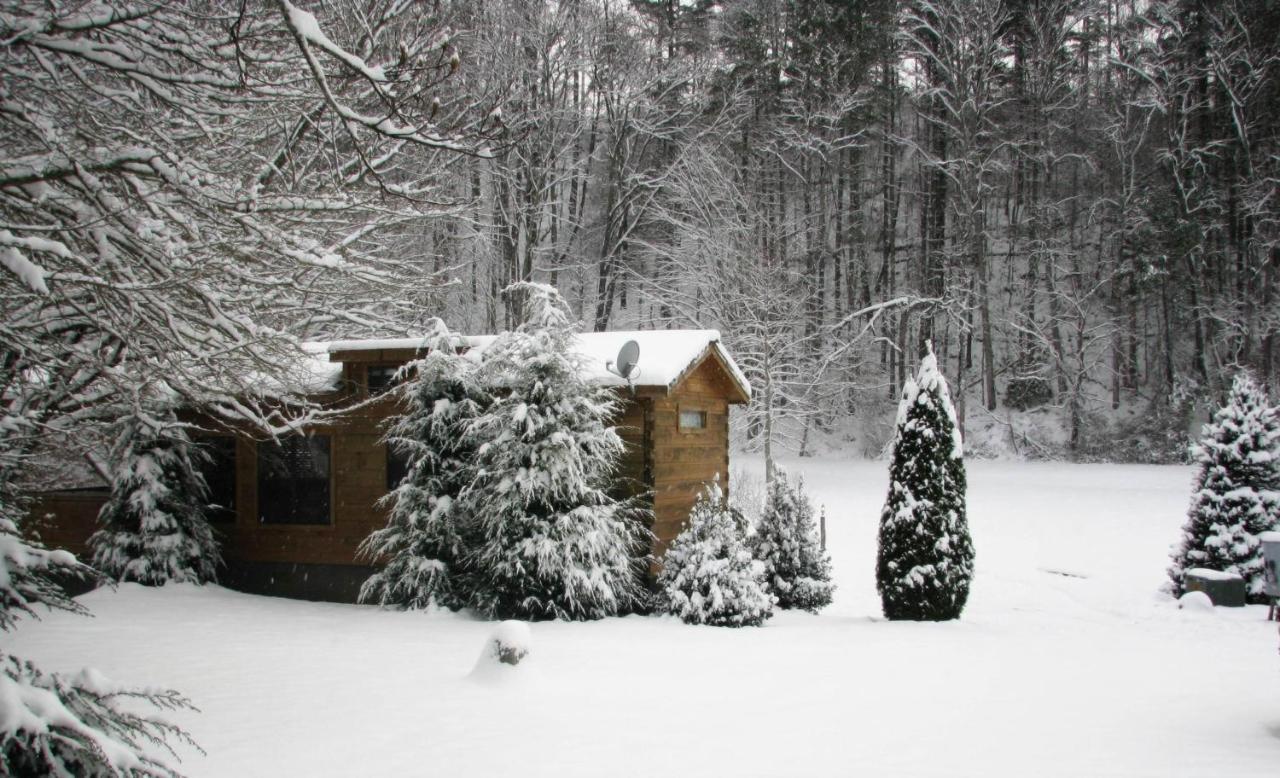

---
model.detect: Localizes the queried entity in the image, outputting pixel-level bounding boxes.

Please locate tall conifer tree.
[876,345,974,621]
[464,283,650,621]
[360,319,489,610]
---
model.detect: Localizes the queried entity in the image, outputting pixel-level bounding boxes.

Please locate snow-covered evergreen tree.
[464,283,650,621]
[0,502,197,776]
[754,469,835,612]
[360,319,489,610]
[876,345,975,621]
[659,484,775,627]
[90,417,220,585]
[1169,372,1280,599]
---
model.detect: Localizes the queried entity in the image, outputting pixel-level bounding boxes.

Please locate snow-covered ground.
[8,458,1280,777]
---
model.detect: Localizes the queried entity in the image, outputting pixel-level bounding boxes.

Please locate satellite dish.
[607,340,641,385]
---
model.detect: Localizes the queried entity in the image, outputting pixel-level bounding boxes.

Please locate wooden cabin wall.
[648,358,733,556]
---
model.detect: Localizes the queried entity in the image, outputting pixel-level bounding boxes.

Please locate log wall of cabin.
[648,358,733,556]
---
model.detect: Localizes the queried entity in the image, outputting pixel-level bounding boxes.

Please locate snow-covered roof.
[321,329,751,400]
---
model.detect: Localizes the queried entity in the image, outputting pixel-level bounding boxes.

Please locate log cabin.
[31,330,751,602]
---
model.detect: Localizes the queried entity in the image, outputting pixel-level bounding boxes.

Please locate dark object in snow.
[1184,568,1247,608]
[1168,373,1280,603]
[876,345,975,622]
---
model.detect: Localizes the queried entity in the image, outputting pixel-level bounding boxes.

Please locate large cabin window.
[198,436,237,523]
[257,435,331,525]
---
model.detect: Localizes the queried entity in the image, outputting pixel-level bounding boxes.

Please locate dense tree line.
[405,0,1278,461]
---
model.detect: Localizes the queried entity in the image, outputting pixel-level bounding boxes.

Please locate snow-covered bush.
[1168,372,1280,600]
[0,512,197,776]
[659,484,774,627]
[876,345,975,621]
[90,418,221,585]
[463,284,650,621]
[754,470,834,612]
[360,319,490,610]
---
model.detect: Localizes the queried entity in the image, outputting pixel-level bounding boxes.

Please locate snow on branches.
[462,284,650,621]
[359,318,488,610]
[659,483,774,627]
[90,417,221,586]
[876,345,974,621]
[1169,372,1280,600]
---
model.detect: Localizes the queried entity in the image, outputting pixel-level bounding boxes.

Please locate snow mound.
[1185,568,1242,582]
[1177,590,1215,613]
[468,621,536,685]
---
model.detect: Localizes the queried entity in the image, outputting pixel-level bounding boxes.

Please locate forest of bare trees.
[399,0,1278,461]
[3,0,1277,466]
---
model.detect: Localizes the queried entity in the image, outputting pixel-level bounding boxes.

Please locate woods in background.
[408,0,1278,460]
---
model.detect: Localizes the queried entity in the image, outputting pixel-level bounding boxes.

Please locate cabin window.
[257,435,331,525]
[386,443,411,491]
[679,409,708,431]
[366,365,399,396]
[198,436,237,523]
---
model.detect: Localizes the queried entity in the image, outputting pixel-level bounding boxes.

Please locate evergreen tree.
[0,502,197,776]
[754,469,835,612]
[1169,372,1280,599]
[659,483,775,627]
[464,283,650,621]
[360,319,489,610]
[876,345,975,621]
[90,416,221,585]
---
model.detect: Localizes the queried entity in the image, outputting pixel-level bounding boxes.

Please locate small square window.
[367,365,400,396]
[679,409,707,430]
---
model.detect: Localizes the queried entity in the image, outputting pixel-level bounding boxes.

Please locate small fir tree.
[0,501,198,776]
[876,344,975,621]
[1169,372,1280,599]
[754,469,835,612]
[90,417,221,585]
[464,283,650,621]
[659,483,775,627]
[359,319,489,610]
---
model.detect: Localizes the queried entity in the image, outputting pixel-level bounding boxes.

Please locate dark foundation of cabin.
[31,339,749,603]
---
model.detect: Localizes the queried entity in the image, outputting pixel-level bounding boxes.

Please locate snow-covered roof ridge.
[322,329,751,399]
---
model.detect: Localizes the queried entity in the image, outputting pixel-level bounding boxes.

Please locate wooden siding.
[28,350,744,589]
[648,356,732,556]
[28,490,108,558]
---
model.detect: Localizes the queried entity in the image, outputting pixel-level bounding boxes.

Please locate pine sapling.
[659,483,775,627]
[876,344,975,621]
[754,469,834,612]
[1169,372,1280,600]
[90,416,221,585]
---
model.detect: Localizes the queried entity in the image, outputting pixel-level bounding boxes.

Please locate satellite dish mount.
[606,340,641,393]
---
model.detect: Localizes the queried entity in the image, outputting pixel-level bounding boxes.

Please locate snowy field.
[8,457,1280,777]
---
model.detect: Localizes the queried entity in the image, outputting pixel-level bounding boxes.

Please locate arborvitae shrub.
[1168,372,1280,600]
[754,469,834,612]
[464,283,650,620]
[659,484,774,627]
[359,319,489,610]
[90,418,220,585]
[876,347,975,621]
